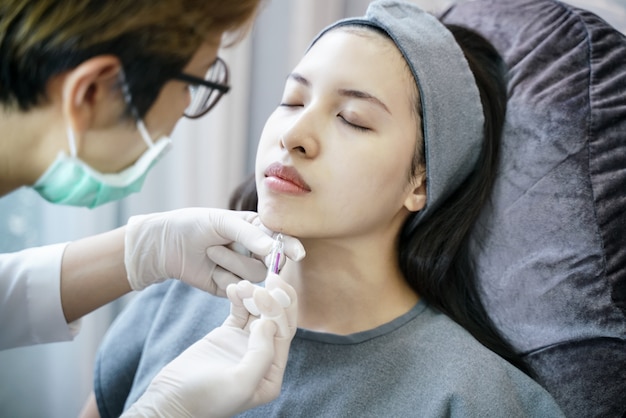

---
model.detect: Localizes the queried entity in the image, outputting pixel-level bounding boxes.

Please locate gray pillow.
[442,1,626,416]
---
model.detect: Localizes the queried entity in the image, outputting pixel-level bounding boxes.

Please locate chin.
[258,211,286,234]
[258,196,309,236]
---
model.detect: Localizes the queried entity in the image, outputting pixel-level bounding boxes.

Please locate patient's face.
[255,28,421,239]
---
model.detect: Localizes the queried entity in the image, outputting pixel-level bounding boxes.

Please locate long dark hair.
[230,24,530,375]
[398,25,531,375]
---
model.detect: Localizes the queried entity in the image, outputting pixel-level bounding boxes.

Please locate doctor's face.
[255,28,423,240]
[81,33,224,175]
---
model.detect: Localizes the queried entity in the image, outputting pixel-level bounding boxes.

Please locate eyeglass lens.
[184,58,229,118]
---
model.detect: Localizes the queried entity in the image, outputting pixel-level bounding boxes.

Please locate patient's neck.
[281,235,419,335]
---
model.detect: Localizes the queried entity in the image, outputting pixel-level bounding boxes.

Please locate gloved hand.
[121,273,298,418]
[124,208,305,294]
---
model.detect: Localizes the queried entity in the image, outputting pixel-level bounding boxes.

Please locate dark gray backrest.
[442,1,626,416]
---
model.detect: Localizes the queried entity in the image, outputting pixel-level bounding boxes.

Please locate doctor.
[0,0,302,414]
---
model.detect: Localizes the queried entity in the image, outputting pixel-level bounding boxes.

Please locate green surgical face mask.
[33,119,172,208]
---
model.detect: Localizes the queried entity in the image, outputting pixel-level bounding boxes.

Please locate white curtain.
[0,0,623,416]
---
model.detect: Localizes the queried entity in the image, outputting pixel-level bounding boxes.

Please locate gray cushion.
[442,1,626,416]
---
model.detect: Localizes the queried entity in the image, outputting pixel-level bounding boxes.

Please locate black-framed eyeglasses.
[175,57,231,119]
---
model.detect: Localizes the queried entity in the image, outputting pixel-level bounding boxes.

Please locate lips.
[264,162,311,192]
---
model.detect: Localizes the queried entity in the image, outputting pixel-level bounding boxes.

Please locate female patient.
[85,1,564,416]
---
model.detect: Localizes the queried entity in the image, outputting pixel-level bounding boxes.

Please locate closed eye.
[338,114,370,132]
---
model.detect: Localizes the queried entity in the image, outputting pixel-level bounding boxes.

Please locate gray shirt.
[94,281,564,417]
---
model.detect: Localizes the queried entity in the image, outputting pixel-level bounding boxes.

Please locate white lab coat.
[0,243,80,350]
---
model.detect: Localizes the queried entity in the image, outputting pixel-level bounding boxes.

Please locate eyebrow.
[287,72,391,115]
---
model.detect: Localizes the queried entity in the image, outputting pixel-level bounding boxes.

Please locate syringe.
[267,233,285,274]
[242,233,289,318]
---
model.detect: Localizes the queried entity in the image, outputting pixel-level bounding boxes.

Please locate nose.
[279,109,320,159]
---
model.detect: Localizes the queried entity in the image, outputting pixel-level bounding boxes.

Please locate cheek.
[254,121,286,228]
[143,82,188,136]
[83,124,147,173]
[256,192,295,235]
[254,134,274,183]
[255,130,274,164]
[255,114,285,176]
[328,153,413,220]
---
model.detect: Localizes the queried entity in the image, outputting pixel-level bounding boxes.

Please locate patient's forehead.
[297,28,417,110]
[305,26,404,70]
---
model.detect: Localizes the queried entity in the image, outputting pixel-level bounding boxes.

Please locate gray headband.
[310,0,484,224]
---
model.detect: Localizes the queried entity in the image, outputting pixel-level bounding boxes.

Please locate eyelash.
[279,103,370,132]
[338,115,370,132]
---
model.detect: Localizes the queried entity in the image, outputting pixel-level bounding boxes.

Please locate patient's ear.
[403,173,426,212]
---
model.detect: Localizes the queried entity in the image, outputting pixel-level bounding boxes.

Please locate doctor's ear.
[59,55,125,135]
[403,172,427,213]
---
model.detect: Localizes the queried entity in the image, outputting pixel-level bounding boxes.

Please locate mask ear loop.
[135,119,155,148]
[66,125,78,158]
[119,68,155,149]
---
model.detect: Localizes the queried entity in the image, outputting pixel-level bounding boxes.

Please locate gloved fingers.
[252,218,306,262]
[233,319,279,396]
[239,227,305,264]
[265,273,298,333]
[206,246,267,284]
[217,210,305,265]
[251,215,272,235]
[226,275,297,338]
[225,280,256,329]
[252,287,291,338]
[236,210,265,224]
[232,319,288,407]
[202,266,234,297]
[279,234,306,262]
[214,212,276,256]
[247,284,295,389]
[259,276,297,376]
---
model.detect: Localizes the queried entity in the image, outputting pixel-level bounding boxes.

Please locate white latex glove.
[124,208,304,294]
[121,273,298,418]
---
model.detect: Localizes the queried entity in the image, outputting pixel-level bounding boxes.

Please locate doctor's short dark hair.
[0,0,262,117]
